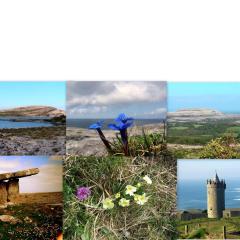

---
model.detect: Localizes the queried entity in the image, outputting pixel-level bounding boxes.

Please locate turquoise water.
[178,179,240,210]
[0,120,53,129]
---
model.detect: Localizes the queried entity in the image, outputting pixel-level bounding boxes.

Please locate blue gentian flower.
[108,121,133,131]
[89,121,103,129]
[108,114,134,156]
[115,113,134,123]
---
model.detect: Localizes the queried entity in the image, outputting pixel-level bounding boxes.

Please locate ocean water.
[67,118,164,129]
[0,120,53,129]
[178,179,240,210]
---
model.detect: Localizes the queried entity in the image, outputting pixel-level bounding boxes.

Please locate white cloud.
[68,82,165,106]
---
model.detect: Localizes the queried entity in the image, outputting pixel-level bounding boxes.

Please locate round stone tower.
[207,172,226,218]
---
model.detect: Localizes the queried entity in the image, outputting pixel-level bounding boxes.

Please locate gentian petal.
[89,121,103,129]
[108,123,120,130]
[115,113,134,123]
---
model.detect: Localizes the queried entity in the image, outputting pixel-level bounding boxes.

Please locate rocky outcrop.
[67,123,164,156]
[0,106,65,117]
[168,109,224,117]
[168,108,240,122]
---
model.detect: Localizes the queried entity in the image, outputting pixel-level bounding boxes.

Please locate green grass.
[64,155,177,240]
[0,125,65,139]
[0,204,62,240]
[168,120,240,145]
[178,217,240,239]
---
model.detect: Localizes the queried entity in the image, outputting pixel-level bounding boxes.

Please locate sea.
[0,117,53,129]
[67,118,164,129]
[178,179,240,210]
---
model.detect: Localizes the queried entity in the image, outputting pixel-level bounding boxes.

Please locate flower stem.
[97,129,112,152]
[120,129,129,156]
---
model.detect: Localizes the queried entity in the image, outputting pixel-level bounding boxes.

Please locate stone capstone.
[0,168,39,181]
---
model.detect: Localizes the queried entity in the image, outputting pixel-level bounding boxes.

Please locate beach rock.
[0,168,39,181]
[0,182,7,205]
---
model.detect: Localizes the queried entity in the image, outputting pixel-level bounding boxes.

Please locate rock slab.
[0,168,39,181]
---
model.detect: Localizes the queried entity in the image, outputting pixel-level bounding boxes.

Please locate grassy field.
[167,120,240,159]
[64,155,177,240]
[178,217,240,239]
[0,203,62,240]
[168,120,240,145]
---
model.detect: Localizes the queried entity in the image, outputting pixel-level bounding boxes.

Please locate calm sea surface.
[0,118,53,129]
[178,179,240,210]
[67,118,164,129]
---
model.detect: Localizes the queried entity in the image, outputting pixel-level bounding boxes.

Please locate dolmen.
[0,168,39,205]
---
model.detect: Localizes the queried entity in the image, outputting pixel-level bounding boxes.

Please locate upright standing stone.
[7,179,19,202]
[0,182,7,204]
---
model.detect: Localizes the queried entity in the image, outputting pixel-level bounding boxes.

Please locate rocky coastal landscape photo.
[0,82,66,155]
[0,106,66,155]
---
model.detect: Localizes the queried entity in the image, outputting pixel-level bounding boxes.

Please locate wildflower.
[115,192,121,199]
[119,198,130,207]
[102,198,114,209]
[115,113,134,124]
[125,185,137,196]
[108,113,134,156]
[89,121,112,152]
[76,187,91,201]
[134,193,149,205]
[136,183,142,188]
[143,175,152,185]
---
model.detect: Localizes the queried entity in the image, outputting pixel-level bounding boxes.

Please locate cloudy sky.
[0,82,65,110]
[169,82,240,113]
[178,159,240,181]
[0,156,62,193]
[67,81,167,119]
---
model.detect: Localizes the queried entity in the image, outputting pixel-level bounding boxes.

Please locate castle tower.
[207,172,226,218]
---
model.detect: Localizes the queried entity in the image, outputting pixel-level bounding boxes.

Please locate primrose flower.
[102,198,114,209]
[125,185,137,196]
[115,192,121,199]
[76,187,91,201]
[134,193,149,205]
[119,198,130,207]
[136,183,142,188]
[115,113,134,124]
[143,175,152,185]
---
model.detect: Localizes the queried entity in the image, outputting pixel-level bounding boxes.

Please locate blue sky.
[0,156,62,193]
[0,82,65,110]
[168,82,240,113]
[178,159,240,181]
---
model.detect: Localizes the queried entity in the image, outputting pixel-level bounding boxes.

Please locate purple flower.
[76,187,91,201]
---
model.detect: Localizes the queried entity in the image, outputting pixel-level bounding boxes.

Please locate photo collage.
[0,81,240,239]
